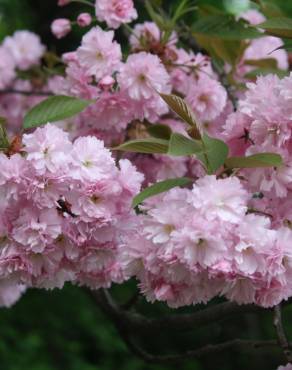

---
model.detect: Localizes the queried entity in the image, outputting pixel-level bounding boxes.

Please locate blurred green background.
[1,1,292,369]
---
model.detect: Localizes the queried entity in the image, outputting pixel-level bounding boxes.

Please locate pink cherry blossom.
[3,31,45,70]
[118,52,171,100]
[185,75,227,122]
[0,47,16,89]
[77,26,122,79]
[51,18,72,39]
[95,0,137,29]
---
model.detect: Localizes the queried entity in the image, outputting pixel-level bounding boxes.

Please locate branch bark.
[0,89,53,96]
[88,289,282,364]
[89,289,264,333]
[274,304,292,362]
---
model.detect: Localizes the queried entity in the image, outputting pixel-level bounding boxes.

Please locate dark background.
[1,1,292,369]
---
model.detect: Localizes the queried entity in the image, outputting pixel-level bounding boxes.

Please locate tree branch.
[118,335,279,364]
[88,289,292,363]
[0,89,53,97]
[89,289,264,333]
[274,304,292,362]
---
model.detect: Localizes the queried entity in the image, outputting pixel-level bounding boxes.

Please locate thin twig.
[89,289,264,333]
[88,289,282,364]
[117,335,280,364]
[274,304,292,362]
[0,89,53,97]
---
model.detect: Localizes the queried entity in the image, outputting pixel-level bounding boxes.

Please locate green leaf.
[159,93,202,138]
[147,124,172,140]
[23,95,93,129]
[192,15,262,40]
[132,177,192,207]
[244,58,278,69]
[211,39,248,66]
[224,0,251,15]
[0,117,9,149]
[244,68,288,79]
[199,134,229,174]
[225,153,283,169]
[168,133,203,156]
[259,17,292,39]
[145,0,168,31]
[113,138,169,154]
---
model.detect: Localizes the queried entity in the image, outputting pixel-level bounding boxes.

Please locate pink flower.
[129,21,177,50]
[71,136,116,182]
[129,22,161,49]
[58,0,70,5]
[278,364,292,370]
[0,47,15,88]
[118,52,171,100]
[12,208,62,253]
[239,9,266,25]
[51,18,72,39]
[192,176,248,223]
[87,91,134,132]
[23,124,72,175]
[186,75,227,122]
[172,224,227,268]
[0,277,26,307]
[234,214,276,275]
[95,0,137,29]
[77,26,122,79]
[3,31,45,70]
[98,75,115,91]
[239,75,282,123]
[77,13,92,27]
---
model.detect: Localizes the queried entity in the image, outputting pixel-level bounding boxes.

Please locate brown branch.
[118,335,279,364]
[0,89,53,97]
[89,289,264,333]
[274,304,292,362]
[89,289,282,364]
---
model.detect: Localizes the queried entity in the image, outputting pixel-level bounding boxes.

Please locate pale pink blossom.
[278,364,292,370]
[71,136,116,181]
[77,27,122,79]
[3,31,45,70]
[191,176,248,223]
[77,13,92,27]
[51,18,71,39]
[95,0,137,29]
[23,124,72,175]
[12,208,62,253]
[118,52,171,100]
[186,75,227,122]
[0,47,15,88]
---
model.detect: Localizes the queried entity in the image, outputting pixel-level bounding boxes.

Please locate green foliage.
[225,153,283,168]
[114,138,169,154]
[167,133,203,156]
[259,17,292,39]
[199,134,229,174]
[132,177,192,207]
[159,93,202,138]
[0,117,10,150]
[147,124,172,140]
[192,15,262,40]
[23,96,93,129]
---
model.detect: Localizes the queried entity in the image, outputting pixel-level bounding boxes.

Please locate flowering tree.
[2,0,292,368]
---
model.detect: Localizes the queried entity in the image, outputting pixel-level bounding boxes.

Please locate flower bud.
[77,13,92,27]
[51,18,72,39]
[58,0,70,6]
[99,75,115,91]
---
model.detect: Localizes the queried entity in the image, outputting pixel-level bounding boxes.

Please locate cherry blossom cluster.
[0,124,143,306]
[0,30,46,133]
[122,176,292,308]
[2,1,292,317]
